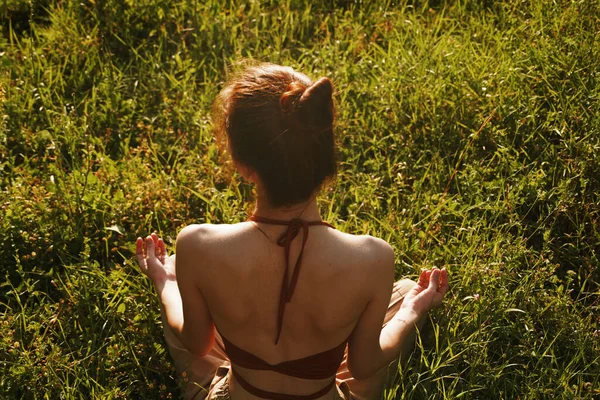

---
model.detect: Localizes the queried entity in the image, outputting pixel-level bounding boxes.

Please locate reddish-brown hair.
[214,63,337,208]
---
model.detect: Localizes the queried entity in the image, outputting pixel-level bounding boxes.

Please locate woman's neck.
[253,192,322,222]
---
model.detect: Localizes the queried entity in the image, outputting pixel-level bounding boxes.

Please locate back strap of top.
[232,368,336,400]
[218,327,347,379]
[248,215,335,344]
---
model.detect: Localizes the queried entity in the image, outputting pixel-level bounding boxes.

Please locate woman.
[136,63,449,399]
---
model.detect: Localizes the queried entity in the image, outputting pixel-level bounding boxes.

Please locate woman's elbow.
[182,327,215,357]
[185,339,210,357]
[347,359,377,381]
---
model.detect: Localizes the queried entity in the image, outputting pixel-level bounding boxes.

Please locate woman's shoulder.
[176,222,253,252]
[328,230,395,274]
[333,229,394,257]
[177,221,247,236]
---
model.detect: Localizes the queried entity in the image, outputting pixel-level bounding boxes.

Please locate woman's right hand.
[400,267,449,318]
[136,233,176,286]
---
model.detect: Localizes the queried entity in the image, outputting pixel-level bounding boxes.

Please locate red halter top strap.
[231,368,336,400]
[248,215,335,345]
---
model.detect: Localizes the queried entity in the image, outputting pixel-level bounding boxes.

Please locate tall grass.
[1,0,599,398]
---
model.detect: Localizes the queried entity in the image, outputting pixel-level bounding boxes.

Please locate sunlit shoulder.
[175,222,253,255]
[337,231,394,263]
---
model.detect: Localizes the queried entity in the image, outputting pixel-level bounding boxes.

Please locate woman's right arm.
[347,240,449,380]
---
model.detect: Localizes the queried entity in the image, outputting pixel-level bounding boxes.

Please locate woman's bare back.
[180,221,392,395]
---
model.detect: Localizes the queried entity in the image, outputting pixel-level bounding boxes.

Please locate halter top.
[218,215,347,399]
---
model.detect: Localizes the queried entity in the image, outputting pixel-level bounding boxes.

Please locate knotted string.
[248,215,334,344]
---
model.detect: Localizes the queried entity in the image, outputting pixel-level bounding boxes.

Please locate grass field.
[1,0,599,398]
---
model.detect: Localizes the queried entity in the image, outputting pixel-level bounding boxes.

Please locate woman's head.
[214,63,336,208]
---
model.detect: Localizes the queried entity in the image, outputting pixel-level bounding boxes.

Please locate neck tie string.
[248,215,334,344]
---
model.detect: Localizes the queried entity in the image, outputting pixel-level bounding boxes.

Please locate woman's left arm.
[136,230,214,357]
[174,225,215,356]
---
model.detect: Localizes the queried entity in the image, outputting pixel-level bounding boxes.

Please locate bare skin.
[136,181,449,399]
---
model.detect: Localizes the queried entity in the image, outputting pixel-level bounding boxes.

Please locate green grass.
[1,0,599,398]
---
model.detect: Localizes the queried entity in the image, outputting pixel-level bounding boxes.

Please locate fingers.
[151,233,160,257]
[417,270,428,287]
[439,268,450,296]
[428,267,440,290]
[157,238,166,263]
[137,233,167,263]
[145,236,156,262]
[439,267,446,287]
[136,237,147,273]
[136,237,144,257]
[151,232,167,263]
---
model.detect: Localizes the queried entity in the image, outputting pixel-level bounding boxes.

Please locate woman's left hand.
[136,233,176,285]
[400,267,449,318]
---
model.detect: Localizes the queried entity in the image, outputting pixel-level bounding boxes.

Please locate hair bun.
[280,81,306,113]
[298,77,334,131]
[299,77,333,106]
